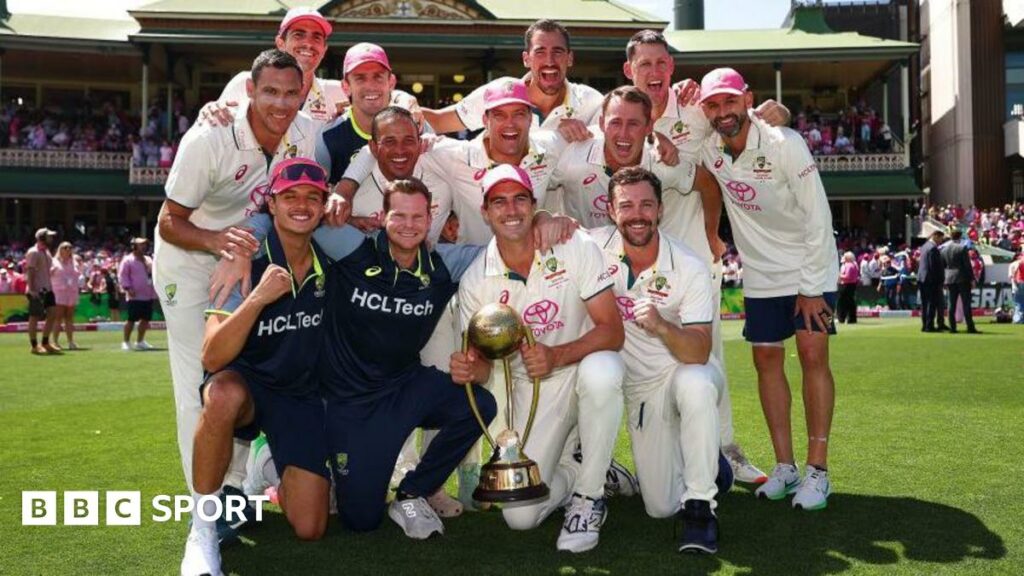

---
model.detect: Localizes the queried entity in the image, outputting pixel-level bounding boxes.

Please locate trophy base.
[473,458,550,503]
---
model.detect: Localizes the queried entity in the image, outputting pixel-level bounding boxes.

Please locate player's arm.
[157,200,257,259]
[117,259,134,299]
[639,314,712,365]
[201,264,292,373]
[421,105,469,134]
[784,135,835,330]
[541,288,624,371]
[693,165,726,262]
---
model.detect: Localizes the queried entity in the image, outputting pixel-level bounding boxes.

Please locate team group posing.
[152,8,840,576]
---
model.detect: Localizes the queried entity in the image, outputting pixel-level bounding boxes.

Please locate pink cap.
[343,43,391,76]
[483,78,532,113]
[699,67,748,103]
[278,7,332,38]
[482,164,534,199]
[269,157,329,196]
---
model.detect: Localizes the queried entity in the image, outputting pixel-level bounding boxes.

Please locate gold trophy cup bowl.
[462,303,550,503]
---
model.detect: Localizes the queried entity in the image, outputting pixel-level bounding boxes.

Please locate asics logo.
[583,173,598,186]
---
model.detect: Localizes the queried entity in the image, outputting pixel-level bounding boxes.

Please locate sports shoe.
[43,343,62,354]
[135,340,154,351]
[791,465,831,511]
[715,451,734,494]
[426,488,463,518]
[180,525,223,576]
[556,494,607,553]
[754,463,801,501]
[220,485,255,533]
[604,459,640,498]
[31,345,47,355]
[388,496,444,539]
[121,341,132,351]
[68,341,80,350]
[722,443,767,484]
[242,436,275,496]
[677,499,718,554]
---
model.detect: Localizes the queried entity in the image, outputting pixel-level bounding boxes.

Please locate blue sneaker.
[678,499,718,554]
[715,451,734,494]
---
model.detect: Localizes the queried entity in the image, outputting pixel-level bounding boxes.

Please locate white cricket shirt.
[455,76,603,132]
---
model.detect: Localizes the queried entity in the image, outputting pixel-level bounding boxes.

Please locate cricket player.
[423,19,602,142]
[203,7,346,125]
[451,165,625,553]
[183,158,332,576]
[592,166,724,555]
[698,67,839,510]
[154,49,318,536]
[624,29,800,483]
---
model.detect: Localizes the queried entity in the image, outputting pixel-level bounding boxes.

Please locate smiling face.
[481,181,535,244]
[269,184,325,236]
[275,20,327,75]
[484,103,532,161]
[608,180,661,248]
[246,66,304,140]
[370,114,420,180]
[343,63,396,119]
[600,96,652,169]
[384,190,431,253]
[624,42,675,109]
[700,92,754,138]
[523,30,573,96]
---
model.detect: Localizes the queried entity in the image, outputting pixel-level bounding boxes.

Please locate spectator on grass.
[51,241,82,350]
[878,255,900,310]
[0,267,13,293]
[941,229,978,333]
[837,251,859,323]
[1010,250,1024,324]
[25,228,59,354]
[118,238,157,351]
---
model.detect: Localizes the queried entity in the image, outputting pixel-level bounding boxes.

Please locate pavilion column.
[774,62,782,103]
[0,49,4,99]
[882,77,889,126]
[140,44,150,136]
[901,59,910,166]
[166,83,173,139]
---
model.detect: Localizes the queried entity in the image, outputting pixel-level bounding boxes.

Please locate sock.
[30,338,38,348]
[261,458,280,488]
[396,489,416,501]
[42,336,49,346]
[811,464,828,473]
[192,491,221,531]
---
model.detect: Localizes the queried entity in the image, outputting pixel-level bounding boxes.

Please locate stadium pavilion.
[0,0,919,243]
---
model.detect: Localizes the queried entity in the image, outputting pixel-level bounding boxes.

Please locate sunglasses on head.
[272,162,327,188]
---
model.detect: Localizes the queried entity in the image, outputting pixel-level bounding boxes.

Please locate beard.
[620,219,656,247]
[712,113,745,138]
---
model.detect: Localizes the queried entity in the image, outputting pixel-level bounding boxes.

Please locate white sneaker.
[556,494,607,553]
[121,342,132,351]
[135,340,154,351]
[604,459,640,498]
[242,436,275,496]
[792,465,831,511]
[754,463,801,501]
[722,443,768,484]
[388,497,443,539]
[180,526,223,576]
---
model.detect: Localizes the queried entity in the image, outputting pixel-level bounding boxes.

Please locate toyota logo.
[592,194,610,212]
[523,299,560,325]
[724,180,756,203]
[249,184,270,208]
[615,296,635,321]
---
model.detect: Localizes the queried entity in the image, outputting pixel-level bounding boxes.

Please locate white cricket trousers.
[500,350,625,530]
[626,361,724,518]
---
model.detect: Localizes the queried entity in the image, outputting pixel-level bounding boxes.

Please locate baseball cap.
[482,164,534,199]
[483,78,532,113]
[131,237,149,245]
[343,42,391,76]
[699,67,748,104]
[35,227,57,240]
[278,7,332,38]
[269,157,329,196]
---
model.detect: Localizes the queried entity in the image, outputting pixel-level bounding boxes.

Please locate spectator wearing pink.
[50,241,82,350]
[837,251,860,324]
[159,139,174,168]
[0,267,13,293]
[118,237,157,351]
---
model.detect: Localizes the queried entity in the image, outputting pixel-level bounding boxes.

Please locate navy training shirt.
[207,227,330,396]
[315,111,369,185]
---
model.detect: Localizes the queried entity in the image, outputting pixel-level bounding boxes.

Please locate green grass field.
[2,319,1022,575]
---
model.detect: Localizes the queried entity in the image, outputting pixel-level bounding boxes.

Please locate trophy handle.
[520,328,541,451]
[461,330,496,449]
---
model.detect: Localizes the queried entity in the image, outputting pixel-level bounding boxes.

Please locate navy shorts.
[127,300,153,322]
[201,368,329,480]
[743,292,838,343]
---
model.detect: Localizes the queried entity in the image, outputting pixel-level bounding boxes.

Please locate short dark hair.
[626,29,670,62]
[524,19,571,52]
[602,85,653,123]
[609,166,662,205]
[383,178,432,214]
[371,106,418,142]
[251,49,303,85]
[950,228,963,241]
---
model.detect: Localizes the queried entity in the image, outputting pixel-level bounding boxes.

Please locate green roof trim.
[821,171,922,200]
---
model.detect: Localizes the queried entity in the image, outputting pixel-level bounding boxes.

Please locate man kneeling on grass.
[182,158,333,576]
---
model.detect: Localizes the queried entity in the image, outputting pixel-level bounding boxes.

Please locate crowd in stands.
[794,101,895,156]
[0,96,194,167]
[923,202,1024,251]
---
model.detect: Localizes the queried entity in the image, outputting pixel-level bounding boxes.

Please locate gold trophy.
[462,303,550,503]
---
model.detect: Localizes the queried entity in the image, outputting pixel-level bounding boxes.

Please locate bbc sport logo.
[22,491,269,526]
